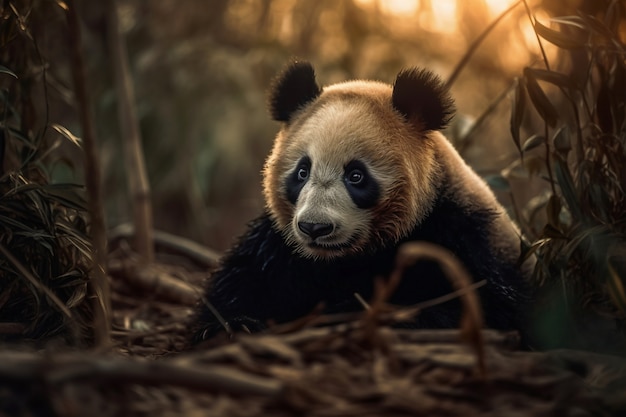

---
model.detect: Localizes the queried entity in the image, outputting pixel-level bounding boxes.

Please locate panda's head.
[263,61,455,260]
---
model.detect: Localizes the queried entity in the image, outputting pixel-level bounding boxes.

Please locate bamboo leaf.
[0,244,73,318]
[525,68,577,91]
[7,183,87,211]
[0,65,18,79]
[546,194,561,228]
[523,68,559,127]
[589,184,609,221]
[579,14,616,40]
[510,77,526,156]
[554,158,582,220]
[560,226,603,260]
[534,19,586,49]
[43,184,87,211]
[522,134,545,152]
[0,214,33,232]
[51,124,82,147]
[550,16,587,30]
[552,125,571,157]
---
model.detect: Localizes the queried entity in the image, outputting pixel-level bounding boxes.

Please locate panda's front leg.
[193,301,266,342]
[190,213,296,343]
[191,260,272,342]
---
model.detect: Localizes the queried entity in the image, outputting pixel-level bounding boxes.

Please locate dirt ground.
[1,239,626,417]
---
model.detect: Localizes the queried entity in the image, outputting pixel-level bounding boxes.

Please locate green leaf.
[522,134,545,152]
[524,67,559,127]
[534,19,586,49]
[510,77,526,156]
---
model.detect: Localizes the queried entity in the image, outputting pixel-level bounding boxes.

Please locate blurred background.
[31,0,591,251]
[2,0,626,350]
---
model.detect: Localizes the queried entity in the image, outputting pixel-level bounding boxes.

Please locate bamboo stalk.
[106,0,154,262]
[65,0,111,346]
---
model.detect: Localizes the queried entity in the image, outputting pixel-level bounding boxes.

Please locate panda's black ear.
[392,68,455,131]
[269,61,321,122]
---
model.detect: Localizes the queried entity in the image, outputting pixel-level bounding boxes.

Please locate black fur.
[269,61,321,122]
[190,185,530,343]
[392,68,455,131]
[343,160,380,209]
[285,156,311,204]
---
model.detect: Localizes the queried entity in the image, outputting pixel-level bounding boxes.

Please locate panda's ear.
[392,68,455,131]
[269,61,321,122]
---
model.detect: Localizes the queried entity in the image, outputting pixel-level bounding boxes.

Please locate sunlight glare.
[484,0,517,18]
[379,0,419,15]
[422,0,457,34]
[520,9,551,52]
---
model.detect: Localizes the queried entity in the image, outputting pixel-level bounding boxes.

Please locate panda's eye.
[343,160,379,208]
[347,169,364,185]
[297,166,309,182]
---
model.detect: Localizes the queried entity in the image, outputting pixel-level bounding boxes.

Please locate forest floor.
[2,235,626,417]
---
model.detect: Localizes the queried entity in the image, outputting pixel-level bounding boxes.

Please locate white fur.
[281,100,399,258]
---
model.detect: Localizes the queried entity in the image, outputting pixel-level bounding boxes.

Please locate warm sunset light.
[356,0,520,30]
[379,0,419,15]
[484,0,518,17]
[352,0,534,67]
[425,0,458,33]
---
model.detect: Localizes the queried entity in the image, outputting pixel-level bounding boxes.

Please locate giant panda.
[191,61,532,343]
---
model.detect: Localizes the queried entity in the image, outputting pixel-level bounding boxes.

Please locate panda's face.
[282,101,389,258]
[264,63,452,260]
[265,94,430,260]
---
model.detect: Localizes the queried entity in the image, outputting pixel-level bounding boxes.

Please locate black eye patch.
[343,160,380,209]
[285,156,311,204]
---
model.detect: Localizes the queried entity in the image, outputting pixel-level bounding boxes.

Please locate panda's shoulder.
[221,213,289,264]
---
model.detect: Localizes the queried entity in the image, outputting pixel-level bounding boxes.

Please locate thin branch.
[446,0,524,89]
[386,242,487,378]
[523,0,551,71]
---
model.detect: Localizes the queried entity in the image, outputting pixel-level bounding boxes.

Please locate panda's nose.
[298,222,334,239]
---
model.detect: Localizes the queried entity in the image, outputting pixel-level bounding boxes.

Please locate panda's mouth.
[308,240,354,251]
[305,232,364,253]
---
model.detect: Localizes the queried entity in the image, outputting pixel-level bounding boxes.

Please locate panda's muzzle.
[297,221,334,240]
